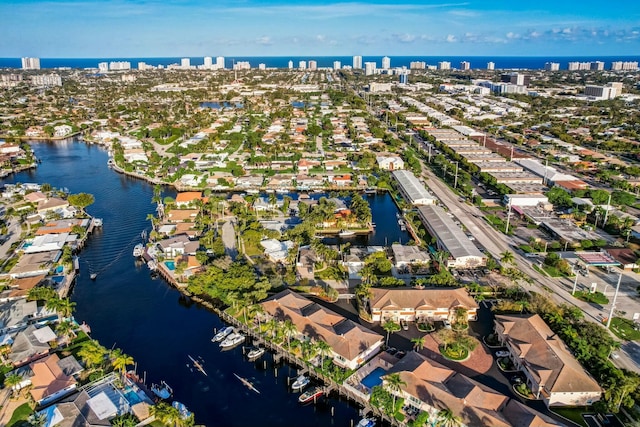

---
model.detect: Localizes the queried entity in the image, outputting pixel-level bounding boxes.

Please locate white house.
[53,125,73,137]
[376,155,405,171]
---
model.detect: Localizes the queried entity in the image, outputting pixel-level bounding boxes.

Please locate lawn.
[610,317,640,341]
[7,403,32,427]
[314,266,345,281]
[574,291,609,305]
[552,407,590,427]
[542,265,564,277]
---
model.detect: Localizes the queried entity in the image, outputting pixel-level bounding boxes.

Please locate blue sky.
[1,0,639,57]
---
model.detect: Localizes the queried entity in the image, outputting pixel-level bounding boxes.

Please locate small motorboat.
[338,229,356,237]
[247,347,266,360]
[220,332,245,349]
[357,417,376,427]
[212,326,234,342]
[151,381,173,400]
[298,386,323,403]
[90,273,97,280]
[291,374,310,391]
[133,243,144,257]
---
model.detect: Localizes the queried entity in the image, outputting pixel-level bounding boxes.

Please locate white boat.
[133,243,144,257]
[298,386,323,403]
[357,417,376,427]
[147,260,157,271]
[212,326,234,342]
[151,381,173,400]
[291,375,310,391]
[338,229,356,237]
[90,273,97,280]
[276,188,289,194]
[246,189,259,194]
[247,347,265,360]
[220,332,245,349]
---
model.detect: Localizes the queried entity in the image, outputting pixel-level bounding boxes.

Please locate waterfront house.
[10,250,61,278]
[260,239,294,263]
[391,244,430,269]
[23,233,73,254]
[35,219,89,235]
[368,287,478,323]
[8,325,55,367]
[260,290,383,370]
[376,155,405,171]
[29,353,78,406]
[0,299,39,333]
[4,274,48,300]
[54,125,73,137]
[175,191,207,208]
[165,209,199,223]
[155,234,199,258]
[494,314,602,407]
[381,351,562,427]
[36,197,69,215]
[24,191,48,203]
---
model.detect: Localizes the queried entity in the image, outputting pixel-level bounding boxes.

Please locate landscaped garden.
[513,382,536,399]
[609,317,640,341]
[574,290,609,305]
[497,357,517,372]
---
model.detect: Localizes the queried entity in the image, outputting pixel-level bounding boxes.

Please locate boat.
[219,332,245,349]
[133,243,144,257]
[246,189,259,194]
[247,347,266,360]
[172,401,192,419]
[275,188,288,194]
[147,260,157,271]
[298,386,323,403]
[151,381,173,400]
[90,273,97,280]
[364,188,377,195]
[233,373,261,394]
[396,212,402,219]
[291,375,310,391]
[357,417,376,427]
[212,326,234,342]
[187,355,208,376]
[338,229,356,237]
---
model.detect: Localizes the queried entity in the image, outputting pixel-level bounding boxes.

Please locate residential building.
[203,56,212,68]
[364,62,376,76]
[390,244,430,268]
[375,155,404,171]
[21,57,41,70]
[98,62,108,73]
[216,56,225,69]
[487,61,495,70]
[108,61,131,71]
[31,74,62,87]
[494,314,602,407]
[353,55,363,69]
[459,61,470,70]
[260,290,383,369]
[438,61,451,70]
[29,354,78,406]
[288,60,294,69]
[308,60,317,70]
[333,61,341,70]
[181,58,190,68]
[368,287,478,323]
[410,61,426,69]
[544,62,560,71]
[381,56,391,70]
[299,61,307,70]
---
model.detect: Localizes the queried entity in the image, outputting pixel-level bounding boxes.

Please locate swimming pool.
[51,276,65,284]
[55,265,64,274]
[361,367,387,389]
[164,261,175,271]
[123,388,143,405]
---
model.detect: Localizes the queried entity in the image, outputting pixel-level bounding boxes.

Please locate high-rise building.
[611,61,638,71]
[487,62,495,70]
[109,61,131,71]
[98,62,109,73]
[410,61,426,69]
[568,61,590,71]
[364,62,376,75]
[584,82,623,100]
[381,56,391,70]
[21,57,40,70]
[544,62,560,71]
[288,60,294,70]
[438,61,451,70]
[501,72,530,86]
[399,72,409,85]
[459,61,470,70]
[333,61,341,70]
[204,57,213,68]
[137,62,149,71]
[181,58,191,68]
[590,61,605,71]
[233,61,251,70]
[258,63,266,70]
[298,61,307,70]
[308,60,317,71]
[31,74,62,87]
[216,56,225,69]
[353,55,363,69]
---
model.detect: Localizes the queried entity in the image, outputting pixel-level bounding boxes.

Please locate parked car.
[443,320,452,329]
[496,350,510,358]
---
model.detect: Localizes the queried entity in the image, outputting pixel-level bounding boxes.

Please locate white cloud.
[256,36,272,45]
[446,34,457,42]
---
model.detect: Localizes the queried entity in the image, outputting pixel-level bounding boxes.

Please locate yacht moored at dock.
[246,347,266,360]
[219,332,245,349]
[133,243,144,257]
[291,374,310,391]
[298,386,323,403]
[151,381,173,400]
[212,326,234,342]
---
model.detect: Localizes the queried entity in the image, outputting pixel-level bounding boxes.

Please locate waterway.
[1,139,406,426]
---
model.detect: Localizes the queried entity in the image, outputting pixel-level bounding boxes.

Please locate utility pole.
[571,267,579,295]
[505,201,512,234]
[428,144,432,163]
[603,193,612,226]
[606,270,623,329]
[454,161,459,188]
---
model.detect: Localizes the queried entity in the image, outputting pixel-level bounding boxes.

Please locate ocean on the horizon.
[2,55,640,71]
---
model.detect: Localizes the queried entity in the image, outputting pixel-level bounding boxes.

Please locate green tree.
[383,372,406,411]
[4,373,23,396]
[111,349,134,377]
[77,340,108,369]
[67,192,95,213]
[411,336,425,351]
[436,408,463,427]
[500,250,515,265]
[382,320,401,347]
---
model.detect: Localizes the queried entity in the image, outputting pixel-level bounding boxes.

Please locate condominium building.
[109,61,131,71]
[544,62,560,71]
[308,60,317,71]
[459,61,470,70]
[216,56,225,69]
[98,62,109,73]
[31,74,62,87]
[21,57,40,70]
[584,82,623,100]
[288,60,294,70]
[364,62,376,76]
[353,55,363,69]
[381,56,391,70]
[333,61,341,70]
[438,61,451,70]
[258,63,266,70]
[611,61,638,71]
[487,61,495,70]
[410,61,426,69]
[203,56,212,68]
[568,61,591,71]
[590,61,605,70]
[298,61,306,70]
[181,58,190,68]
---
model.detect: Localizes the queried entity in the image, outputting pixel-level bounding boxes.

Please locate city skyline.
[1,0,640,58]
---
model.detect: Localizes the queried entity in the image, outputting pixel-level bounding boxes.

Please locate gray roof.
[392,170,435,205]
[391,244,431,264]
[9,325,51,364]
[417,205,485,261]
[58,355,84,377]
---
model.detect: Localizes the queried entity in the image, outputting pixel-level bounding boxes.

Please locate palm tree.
[383,372,406,412]
[56,320,76,347]
[77,340,107,369]
[111,349,134,377]
[382,320,401,347]
[411,336,425,351]
[432,250,450,271]
[315,340,332,368]
[500,250,516,265]
[282,320,297,349]
[4,373,23,397]
[56,298,76,319]
[27,412,48,427]
[265,318,279,341]
[436,408,463,427]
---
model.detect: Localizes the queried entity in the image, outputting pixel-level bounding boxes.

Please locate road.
[221,219,238,260]
[412,134,640,373]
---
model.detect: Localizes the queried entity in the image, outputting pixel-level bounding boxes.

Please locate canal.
[2,139,407,427]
